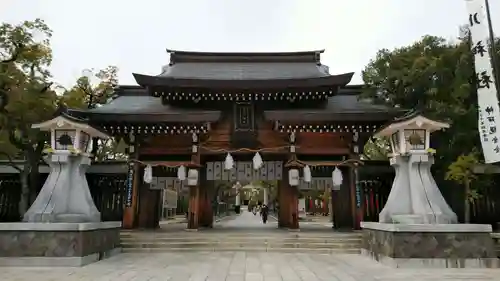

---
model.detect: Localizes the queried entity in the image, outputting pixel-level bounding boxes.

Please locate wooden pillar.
[350,131,364,230]
[278,179,288,228]
[287,168,300,230]
[137,182,161,229]
[123,137,139,229]
[187,132,202,230]
[352,164,363,229]
[199,184,214,228]
[187,183,200,230]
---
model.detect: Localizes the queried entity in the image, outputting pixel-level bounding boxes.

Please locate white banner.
[466,0,500,163]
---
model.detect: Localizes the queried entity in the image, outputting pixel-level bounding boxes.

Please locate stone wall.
[362,228,495,259]
[0,228,120,257]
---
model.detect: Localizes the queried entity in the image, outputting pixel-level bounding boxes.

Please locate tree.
[61,66,125,161]
[0,19,57,215]
[61,66,118,110]
[363,137,390,160]
[362,33,500,221]
[445,151,479,223]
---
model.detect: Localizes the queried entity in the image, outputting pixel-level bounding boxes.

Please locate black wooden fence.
[2,161,500,228]
[359,161,500,229]
[0,173,126,222]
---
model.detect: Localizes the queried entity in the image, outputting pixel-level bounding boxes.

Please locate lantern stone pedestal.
[23,153,100,223]
[361,222,498,268]
[379,153,457,224]
[0,113,121,267]
[361,113,498,268]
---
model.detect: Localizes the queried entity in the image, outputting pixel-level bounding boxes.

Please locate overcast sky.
[1,0,500,87]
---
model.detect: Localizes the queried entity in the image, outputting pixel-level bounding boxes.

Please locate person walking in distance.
[261,204,269,224]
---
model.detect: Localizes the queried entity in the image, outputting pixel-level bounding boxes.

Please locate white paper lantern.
[253,152,263,170]
[143,165,153,183]
[303,165,311,183]
[332,167,343,187]
[187,169,199,186]
[224,153,234,170]
[288,169,299,186]
[177,165,186,180]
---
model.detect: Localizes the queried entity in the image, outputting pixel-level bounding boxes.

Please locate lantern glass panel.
[405,129,426,150]
[55,130,76,150]
[391,132,400,153]
[79,132,90,151]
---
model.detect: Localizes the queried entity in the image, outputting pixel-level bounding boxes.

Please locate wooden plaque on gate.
[158,177,167,190]
[243,162,253,181]
[237,162,246,181]
[166,178,174,189]
[260,162,268,179]
[213,161,222,180]
[230,166,237,181]
[206,162,214,180]
[149,177,159,190]
[252,166,261,181]
[275,161,283,180]
[221,164,230,181]
[267,162,275,180]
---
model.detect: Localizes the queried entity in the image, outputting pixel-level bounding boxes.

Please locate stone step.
[121,247,361,254]
[119,237,361,243]
[119,232,362,239]
[120,242,361,249]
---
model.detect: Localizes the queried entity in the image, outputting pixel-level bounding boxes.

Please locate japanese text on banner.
[466,0,500,163]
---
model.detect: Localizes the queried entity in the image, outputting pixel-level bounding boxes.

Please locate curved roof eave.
[132,72,354,90]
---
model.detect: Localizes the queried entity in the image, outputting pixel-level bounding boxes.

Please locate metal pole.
[485,0,500,91]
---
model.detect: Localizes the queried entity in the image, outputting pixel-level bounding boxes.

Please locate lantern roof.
[374,111,450,138]
[32,111,110,139]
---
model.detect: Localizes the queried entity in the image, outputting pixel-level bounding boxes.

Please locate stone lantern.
[360,112,497,269]
[23,112,109,223]
[372,112,456,224]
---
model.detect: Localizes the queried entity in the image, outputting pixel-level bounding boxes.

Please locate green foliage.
[362,34,500,186]
[61,65,118,109]
[60,65,123,160]
[0,19,56,161]
[363,137,390,160]
[445,151,479,184]
[445,151,480,199]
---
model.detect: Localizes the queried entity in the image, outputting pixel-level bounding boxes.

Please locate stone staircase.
[120,231,362,253]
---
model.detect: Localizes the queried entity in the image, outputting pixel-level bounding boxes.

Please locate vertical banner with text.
[466,0,500,163]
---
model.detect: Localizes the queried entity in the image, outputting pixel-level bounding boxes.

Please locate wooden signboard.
[149,177,189,192]
[162,189,178,209]
[205,161,283,181]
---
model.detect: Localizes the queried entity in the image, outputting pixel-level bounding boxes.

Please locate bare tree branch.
[0,43,24,64]
[8,128,27,150]
[0,151,22,172]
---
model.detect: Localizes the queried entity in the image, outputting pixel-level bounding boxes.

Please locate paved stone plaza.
[2,252,499,281]
[1,212,499,281]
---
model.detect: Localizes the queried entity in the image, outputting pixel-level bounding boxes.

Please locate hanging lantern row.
[101,124,209,135]
[142,158,343,188]
[290,165,343,188]
[153,91,336,101]
[278,124,379,133]
[223,152,264,171]
[143,164,199,186]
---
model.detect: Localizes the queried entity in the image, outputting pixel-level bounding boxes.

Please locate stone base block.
[0,221,122,267]
[361,222,499,268]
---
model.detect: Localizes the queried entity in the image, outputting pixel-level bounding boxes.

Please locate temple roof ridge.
[166,49,325,64]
